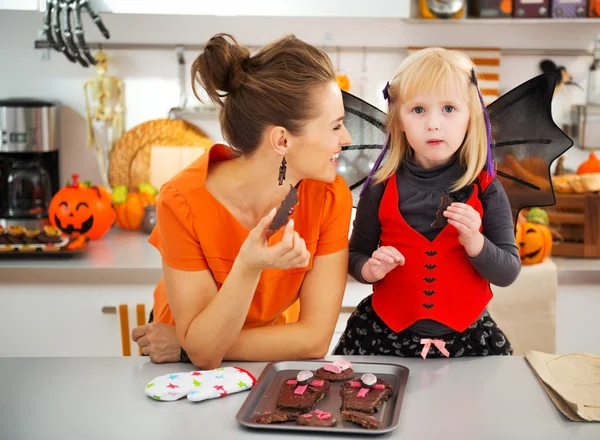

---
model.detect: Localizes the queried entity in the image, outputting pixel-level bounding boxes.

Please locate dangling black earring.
[278,156,287,186]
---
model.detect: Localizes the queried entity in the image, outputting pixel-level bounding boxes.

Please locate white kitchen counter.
[1,356,598,440]
[0,228,163,284]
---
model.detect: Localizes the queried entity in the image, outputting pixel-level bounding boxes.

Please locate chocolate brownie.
[341,410,382,430]
[340,375,393,415]
[431,192,452,228]
[296,409,337,427]
[248,411,298,424]
[268,185,299,232]
[315,360,354,382]
[276,371,330,413]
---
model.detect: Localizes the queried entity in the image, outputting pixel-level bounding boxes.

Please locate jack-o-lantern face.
[48,174,115,240]
[517,222,552,265]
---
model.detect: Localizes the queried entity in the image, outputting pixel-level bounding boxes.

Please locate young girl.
[334,48,521,359]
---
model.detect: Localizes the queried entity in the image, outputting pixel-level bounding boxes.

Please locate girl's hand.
[238,208,310,272]
[443,202,485,257]
[361,246,405,283]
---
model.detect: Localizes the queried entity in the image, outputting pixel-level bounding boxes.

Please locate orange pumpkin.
[576,152,600,175]
[113,190,156,230]
[336,74,350,92]
[516,222,552,265]
[48,174,115,240]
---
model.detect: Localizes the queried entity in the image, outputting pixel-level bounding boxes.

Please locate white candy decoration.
[333,360,353,371]
[360,373,377,388]
[297,370,314,384]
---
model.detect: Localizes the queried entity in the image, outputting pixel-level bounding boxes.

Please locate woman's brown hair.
[191,33,336,155]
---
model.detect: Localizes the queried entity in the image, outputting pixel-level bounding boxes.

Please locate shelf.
[404,18,600,24]
[33,40,594,58]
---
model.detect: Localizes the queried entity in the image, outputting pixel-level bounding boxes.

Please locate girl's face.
[399,85,470,169]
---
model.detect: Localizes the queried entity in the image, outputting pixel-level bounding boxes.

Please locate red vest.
[372,172,493,333]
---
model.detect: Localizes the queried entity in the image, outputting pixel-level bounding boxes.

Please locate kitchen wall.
[0,10,597,186]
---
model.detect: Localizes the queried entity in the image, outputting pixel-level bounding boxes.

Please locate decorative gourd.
[336,75,350,92]
[112,183,157,230]
[517,222,553,265]
[576,152,600,175]
[48,174,115,240]
[526,207,549,226]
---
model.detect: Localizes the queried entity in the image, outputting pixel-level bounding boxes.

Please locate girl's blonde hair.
[374,47,488,191]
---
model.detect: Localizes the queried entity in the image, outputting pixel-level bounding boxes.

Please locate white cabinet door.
[1,0,38,10]
[0,283,154,357]
[40,0,410,17]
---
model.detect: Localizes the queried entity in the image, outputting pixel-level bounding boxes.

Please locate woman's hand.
[361,246,405,283]
[238,208,310,272]
[131,323,181,363]
[443,202,485,257]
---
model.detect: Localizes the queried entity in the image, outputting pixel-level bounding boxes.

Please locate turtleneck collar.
[401,152,466,191]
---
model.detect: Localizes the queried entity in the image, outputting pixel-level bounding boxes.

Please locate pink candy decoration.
[323,363,342,374]
[301,413,313,419]
[314,409,324,414]
[350,381,361,388]
[294,384,308,395]
[290,377,324,395]
[357,388,369,398]
[317,412,332,420]
[373,384,385,390]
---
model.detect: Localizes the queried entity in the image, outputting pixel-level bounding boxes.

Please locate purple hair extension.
[470,68,495,178]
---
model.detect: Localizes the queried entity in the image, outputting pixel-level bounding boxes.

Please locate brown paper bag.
[525,350,600,422]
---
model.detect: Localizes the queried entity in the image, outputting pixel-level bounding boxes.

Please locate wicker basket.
[108,119,214,188]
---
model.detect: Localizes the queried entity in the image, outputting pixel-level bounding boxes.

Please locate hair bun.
[229,55,250,92]
[191,33,251,105]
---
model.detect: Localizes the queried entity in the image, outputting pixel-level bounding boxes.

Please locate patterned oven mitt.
[145,366,256,402]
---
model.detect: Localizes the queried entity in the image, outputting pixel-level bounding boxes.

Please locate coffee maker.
[0,98,60,227]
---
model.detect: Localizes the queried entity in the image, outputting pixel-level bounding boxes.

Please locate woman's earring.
[278,156,287,186]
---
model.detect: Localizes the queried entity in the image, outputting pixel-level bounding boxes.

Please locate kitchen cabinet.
[38,0,410,18]
[0,0,38,10]
[0,283,154,357]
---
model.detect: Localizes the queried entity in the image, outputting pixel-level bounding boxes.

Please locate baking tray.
[236,360,409,435]
[0,236,89,257]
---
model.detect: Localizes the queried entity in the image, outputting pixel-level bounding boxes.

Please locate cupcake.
[44,225,61,237]
[23,228,40,238]
[22,228,41,244]
[6,226,24,245]
[42,243,60,252]
[18,244,36,252]
[7,225,23,236]
[38,225,63,244]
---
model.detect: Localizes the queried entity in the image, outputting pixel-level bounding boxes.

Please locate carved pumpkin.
[517,222,552,265]
[48,174,115,240]
[112,184,157,230]
[576,152,600,175]
[336,75,350,92]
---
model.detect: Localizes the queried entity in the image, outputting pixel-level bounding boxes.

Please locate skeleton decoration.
[83,50,125,188]
[43,0,110,67]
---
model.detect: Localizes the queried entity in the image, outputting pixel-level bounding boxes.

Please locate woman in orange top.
[132,33,353,369]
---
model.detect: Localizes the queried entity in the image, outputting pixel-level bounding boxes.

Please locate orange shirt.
[148,144,352,328]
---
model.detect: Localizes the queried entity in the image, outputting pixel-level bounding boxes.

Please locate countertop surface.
[0,355,597,440]
[1,227,598,286]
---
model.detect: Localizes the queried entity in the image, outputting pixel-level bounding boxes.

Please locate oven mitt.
[145,366,256,402]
